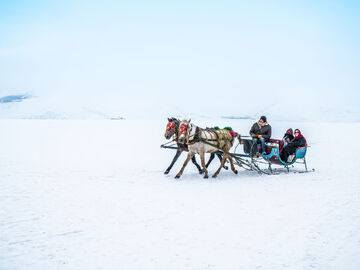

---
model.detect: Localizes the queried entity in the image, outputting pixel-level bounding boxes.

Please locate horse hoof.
[212,174,217,178]
[164,170,169,175]
[234,170,238,175]
[175,175,180,179]
[223,166,229,170]
[204,175,209,179]
[199,170,203,175]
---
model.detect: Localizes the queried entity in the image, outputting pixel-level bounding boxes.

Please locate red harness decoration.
[178,124,188,136]
[166,122,175,131]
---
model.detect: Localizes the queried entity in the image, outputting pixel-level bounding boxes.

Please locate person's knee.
[259,137,265,143]
[252,138,258,143]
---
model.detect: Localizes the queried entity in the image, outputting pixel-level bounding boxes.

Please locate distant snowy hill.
[0,94,31,104]
[0,93,359,122]
[0,93,127,120]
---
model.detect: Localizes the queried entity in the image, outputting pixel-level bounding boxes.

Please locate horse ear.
[189,119,191,123]
[168,118,170,121]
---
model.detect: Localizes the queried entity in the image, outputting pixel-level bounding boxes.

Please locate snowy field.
[1,119,360,270]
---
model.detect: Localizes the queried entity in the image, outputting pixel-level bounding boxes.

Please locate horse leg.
[165,149,182,174]
[228,156,238,175]
[212,153,228,178]
[216,153,228,170]
[205,153,215,168]
[175,152,194,179]
[191,156,203,174]
[200,153,209,178]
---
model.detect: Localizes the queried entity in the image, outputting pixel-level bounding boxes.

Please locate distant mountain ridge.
[0,94,31,103]
[0,94,358,122]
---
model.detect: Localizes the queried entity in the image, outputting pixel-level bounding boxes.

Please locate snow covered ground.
[1,119,360,270]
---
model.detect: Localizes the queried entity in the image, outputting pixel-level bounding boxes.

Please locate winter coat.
[283,135,306,155]
[282,133,294,147]
[249,122,272,140]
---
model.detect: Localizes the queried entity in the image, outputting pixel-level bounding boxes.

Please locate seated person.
[279,128,294,154]
[249,116,272,155]
[280,129,306,162]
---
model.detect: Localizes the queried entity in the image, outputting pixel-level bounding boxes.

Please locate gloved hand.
[257,134,262,138]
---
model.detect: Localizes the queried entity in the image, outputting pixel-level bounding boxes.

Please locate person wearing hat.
[249,116,272,155]
[280,128,294,149]
[280,129,307,162]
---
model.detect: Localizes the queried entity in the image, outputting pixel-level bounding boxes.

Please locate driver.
[249,116,272,155]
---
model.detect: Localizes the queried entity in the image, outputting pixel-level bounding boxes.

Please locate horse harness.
[186,126,232,147]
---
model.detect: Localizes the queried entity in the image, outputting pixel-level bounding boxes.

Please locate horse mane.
[168,117,180,127]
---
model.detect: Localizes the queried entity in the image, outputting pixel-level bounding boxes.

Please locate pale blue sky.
[0,0,359,119]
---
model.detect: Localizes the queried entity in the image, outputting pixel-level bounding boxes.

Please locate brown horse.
[175,120,241,179]
[164,118,227,175]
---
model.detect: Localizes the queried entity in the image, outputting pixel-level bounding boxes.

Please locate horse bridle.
[178,123,200,144]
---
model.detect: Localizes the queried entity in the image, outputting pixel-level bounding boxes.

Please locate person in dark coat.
[249,116,272,154]
[281,129,307,162]
[279,128,294,154]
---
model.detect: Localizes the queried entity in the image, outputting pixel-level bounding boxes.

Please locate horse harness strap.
[199,138,232,156]
[187,127,219,145]
[187,128,231,147]
[187,127,201,144]
[206,128,220,145]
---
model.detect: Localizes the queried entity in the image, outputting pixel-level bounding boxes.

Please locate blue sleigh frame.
[259,146,308,173]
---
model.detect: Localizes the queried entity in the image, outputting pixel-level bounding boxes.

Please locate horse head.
[177,119,191,144]
[164,117,179,140]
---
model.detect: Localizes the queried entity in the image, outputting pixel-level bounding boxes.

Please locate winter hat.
[286,128,293,135]
[260,116,267,122]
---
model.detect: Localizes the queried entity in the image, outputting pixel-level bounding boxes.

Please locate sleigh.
[233,139,313,174]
